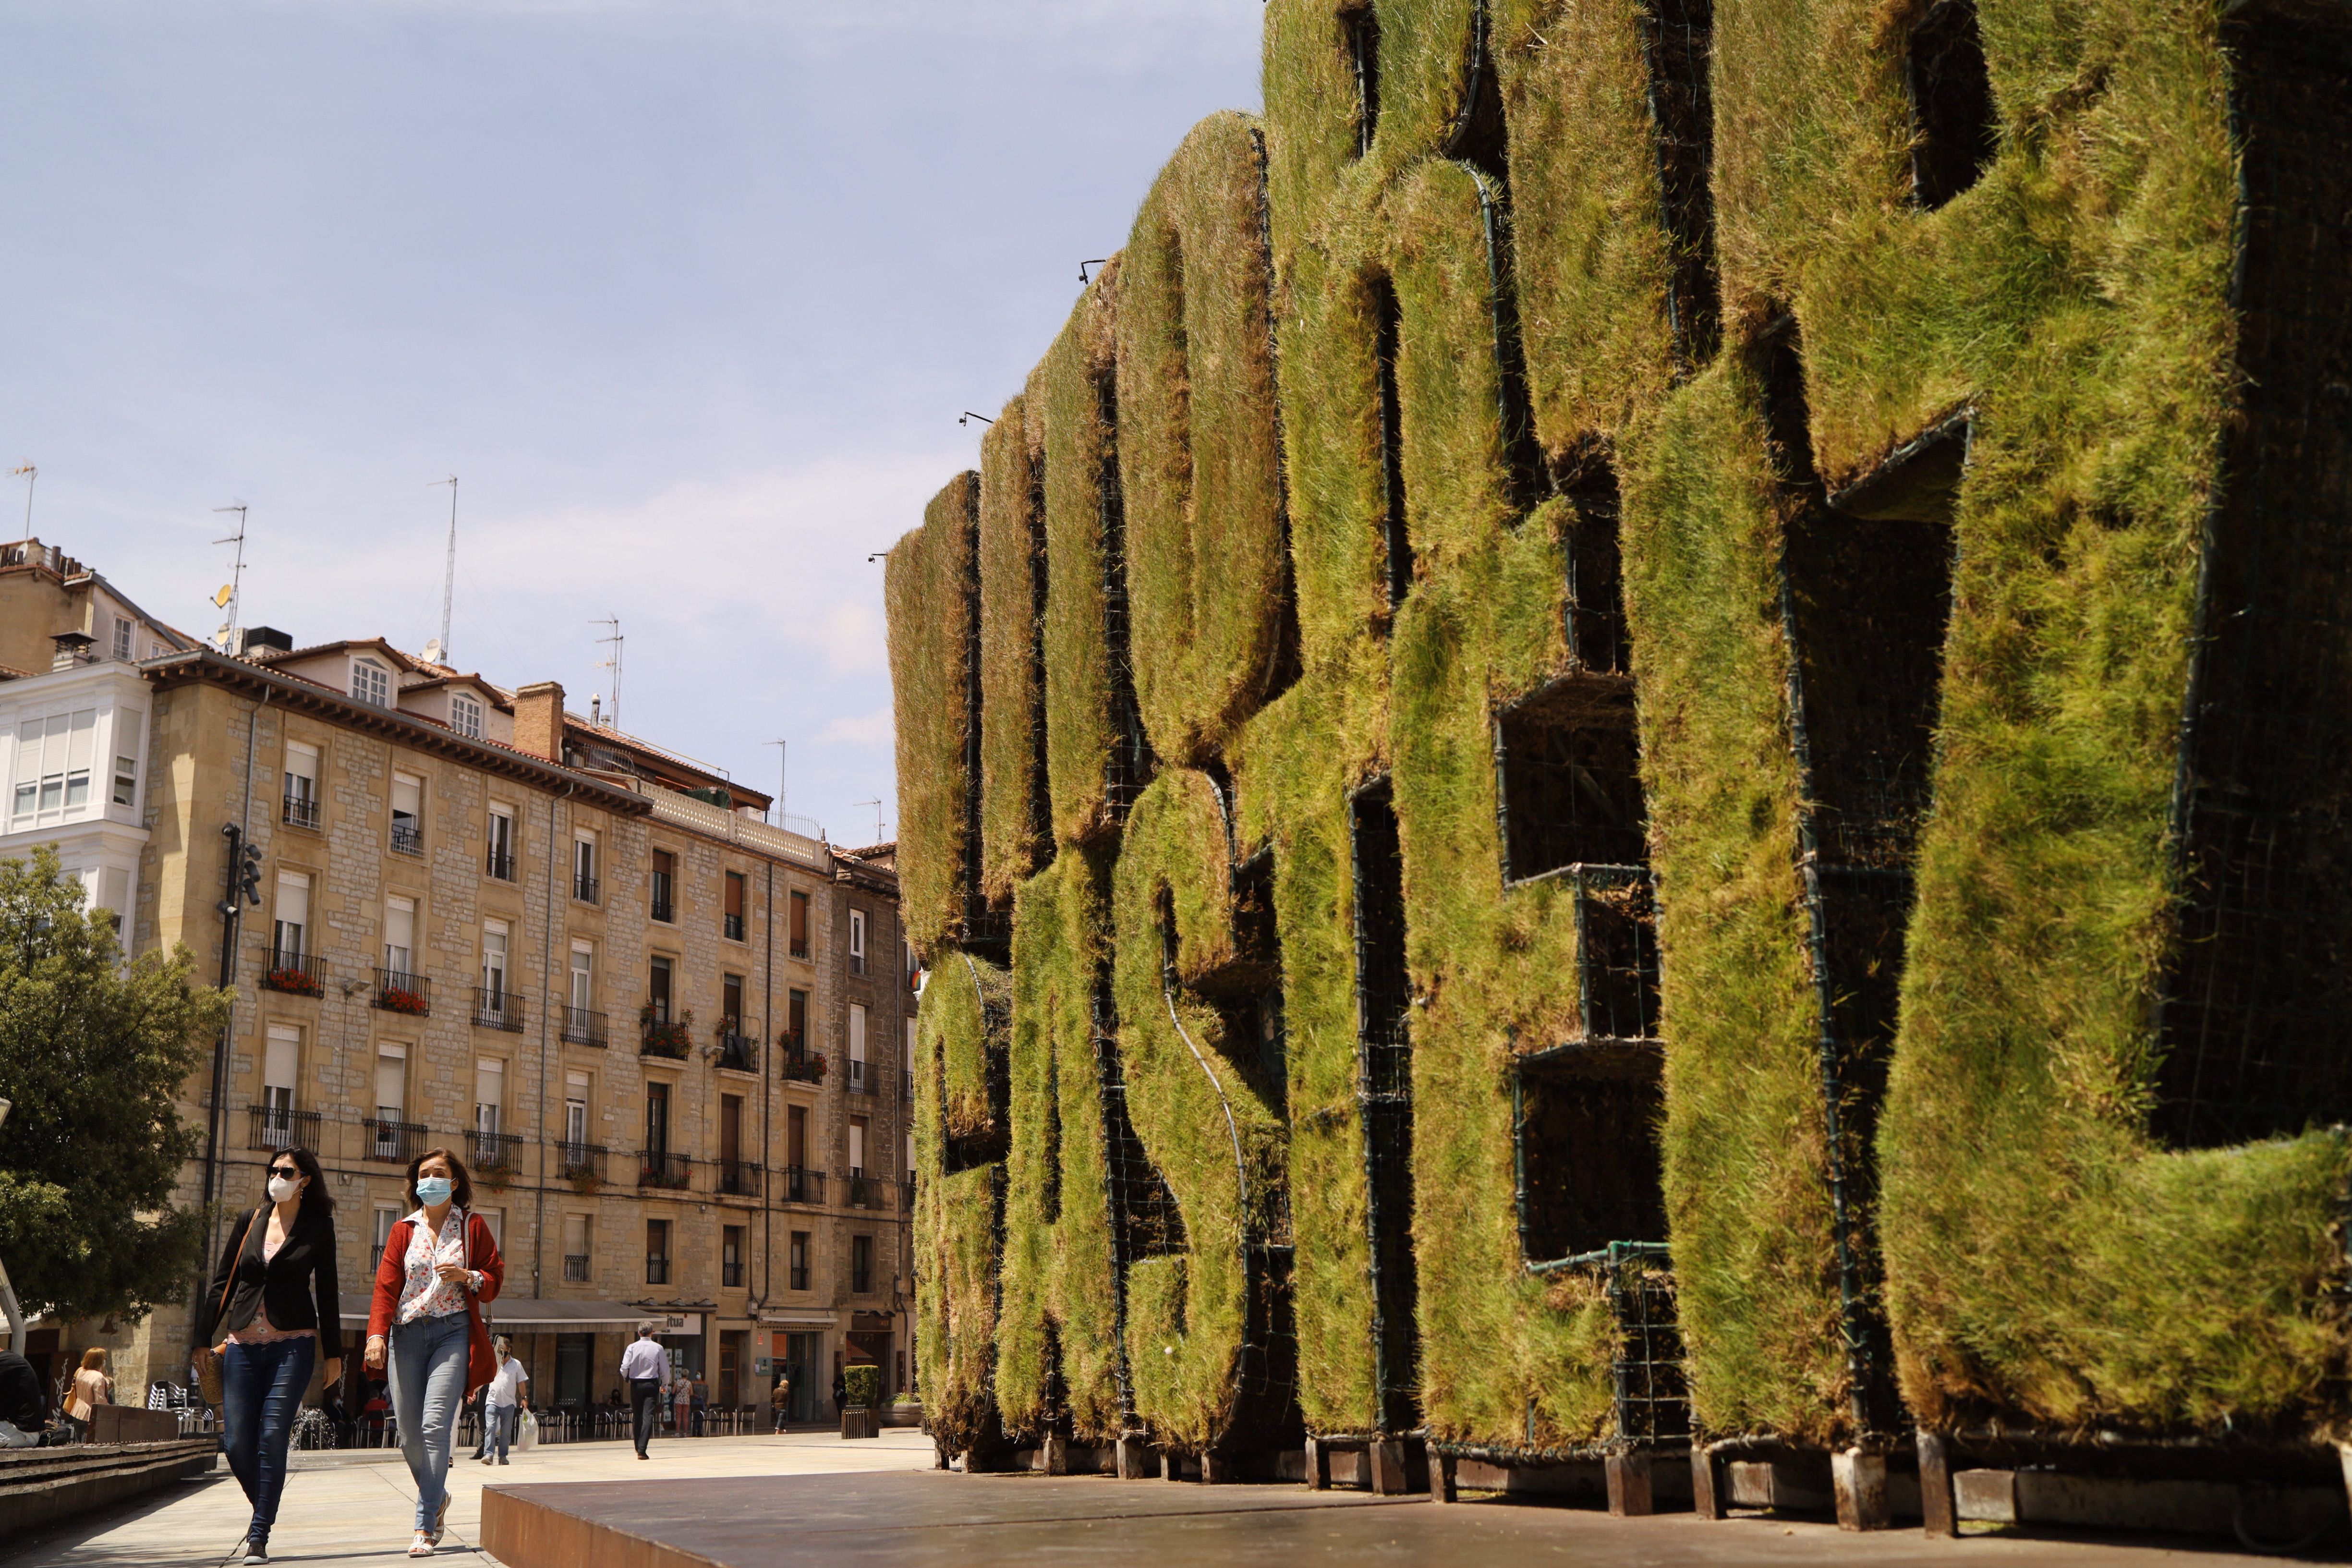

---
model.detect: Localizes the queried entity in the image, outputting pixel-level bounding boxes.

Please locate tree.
[0,846,229,1324]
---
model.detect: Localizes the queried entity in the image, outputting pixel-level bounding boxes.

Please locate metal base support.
[1918,1433,1956,1538]
[1605,1451,1656,1517]
[1115,1436,1153,1481]
[1692,1444,1728,1519]
[1832,1447,1891,1531]
[1431,1448,1459,1504]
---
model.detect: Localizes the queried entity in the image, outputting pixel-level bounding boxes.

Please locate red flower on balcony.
[380,985,428,1015]
[266,966,323,997]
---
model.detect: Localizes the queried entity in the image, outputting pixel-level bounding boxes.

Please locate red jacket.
[367,1209,506,1397]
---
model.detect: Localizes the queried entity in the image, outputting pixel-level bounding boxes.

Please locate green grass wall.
[887,473,982,954]
[914,949,1013,1453]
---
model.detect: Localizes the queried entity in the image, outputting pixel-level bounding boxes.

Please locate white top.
[486,1355,528,1409]
[618,1339,669,1384]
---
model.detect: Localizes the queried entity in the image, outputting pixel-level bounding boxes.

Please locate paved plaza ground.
[0,1429,2327,1568]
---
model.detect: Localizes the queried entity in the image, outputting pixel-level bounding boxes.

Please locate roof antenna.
[430,476,458,665]
[9,463,33,533]
[211,503,249,653]
[593,616,623,730]
[854,798,885,846]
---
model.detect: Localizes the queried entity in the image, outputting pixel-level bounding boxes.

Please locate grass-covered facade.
[892,0,2352,1505]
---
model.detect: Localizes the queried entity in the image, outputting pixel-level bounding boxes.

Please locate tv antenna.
[9,463,33,533]
[430,476,458,665]
[854,798,885,845]
[212,503,249,652]
[766,739,788,827]
[592,617,624,730]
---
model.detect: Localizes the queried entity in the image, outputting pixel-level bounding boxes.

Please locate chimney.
[514,681,566,763]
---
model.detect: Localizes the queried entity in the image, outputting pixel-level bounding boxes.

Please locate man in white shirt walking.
[618,1323,670,1461]
[478,1337,529,1466]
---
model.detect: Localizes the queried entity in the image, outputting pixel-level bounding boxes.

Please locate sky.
[0,0,1265,844]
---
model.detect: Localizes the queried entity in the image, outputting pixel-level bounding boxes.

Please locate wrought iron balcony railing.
[715,1159,762,1199]
[557,1142,605,1184]
[573,871,600,905]
[469,1129,521,1175]
[374,968,431,1016]
[473,986,525,1032]
[561,1006,608,1048]
[563,1253,590,1283]
[640,1017,692,1059]
[261,950,325,997]
[637,1150,693,1190]
[281,790,321,830]
[367,1117,426,1164]
[778,1042,824,1083]
[778,1166,825,1205]
[390,820,423,856]
[246,1105,321,1151]
[485,846,515,881]
[716,1031,759,1073]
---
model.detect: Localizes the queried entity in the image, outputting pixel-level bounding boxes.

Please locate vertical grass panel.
[886,473,982,954]
[915,950,1013,1453]
[1117,112,1292,769]
[996,848,1128,1440]
[1111,768,1293,1454]
[979,394,1052,905]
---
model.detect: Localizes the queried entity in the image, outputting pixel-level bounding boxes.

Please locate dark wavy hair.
[266,1145,335,1220]
[404,1146,474,1212]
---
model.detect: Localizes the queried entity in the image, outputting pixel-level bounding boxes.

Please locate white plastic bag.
[516,1410,538,1452]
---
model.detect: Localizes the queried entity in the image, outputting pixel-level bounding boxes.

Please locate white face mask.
[268,1175,299,1203]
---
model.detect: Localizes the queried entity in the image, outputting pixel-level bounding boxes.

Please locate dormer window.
[352,657,390,708]
[451,692,482,739]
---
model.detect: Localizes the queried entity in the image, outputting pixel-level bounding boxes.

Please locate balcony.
[723,1260,744,1288]
[563,1254,590,1283]
[469,1129,521,1178]
[557,1142,606,1187]
[485,846,515,881]
[778,1166,825,1205]
[281,790,320,831]
[650,893,674,924]
[637,1150,693,1190]
[850,952,866,977]
[246,1106,321,1151]
[789,938,809,960]
[715,1159,762,1199]
[645,1256,670,1286]
[473,986,525,1033]
[849,1173,881,1210]
[640,1014,693,1060]
[574,871,600,906]
[724,912,744,942]
[789,1264,811,1291]
[373,968,431,1017]
[366,1117,426,1164]
[847,1059,869,1095]
[390,820,423,857]
[260,951,326,998]
[778,1041,825,1084]
[561,1006,608,1048]
[715,1031,759,1073]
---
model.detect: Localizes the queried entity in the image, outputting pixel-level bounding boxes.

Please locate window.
[273,873,310,963]
[785,989,809,1054]
[574,833,599,902]
[482,921,509,1000]
[564,1070,589,1148]
[111,753,137,809]
[375,1203,400,1254]
[478,1207,505,1248]
[645,1218,670,1286]
[724,871,745,942]
[563,1213,591,1283]
[789,891,809,959]
[721,1094,744,1171]
[850,1234,873,1295]
[722,974,744,1034]
[262,1024,299,1135]
[486,806,515,880]
[570,944,594,1010]
[475,1058,504,1139]
[282,741,319,828]
[849,908,866,974]
[788,1105,807,1169]
[351,657,390,708]
[788,1231,811,1292]
[648,956,673,1025]
[450,692,483,739]
[384,897,416,979]
[645,1081,670,1156]
[110,616,133,661]
[390,772,423,855]
[848,1004,867,1093]
[11,709,95,826]
[848,1116,867,1178]
[723,1225,745,1289]
[375,1045,407,1122]
[650,848,676,923]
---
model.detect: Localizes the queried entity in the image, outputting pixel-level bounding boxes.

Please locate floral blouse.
[395,1209,478,1324]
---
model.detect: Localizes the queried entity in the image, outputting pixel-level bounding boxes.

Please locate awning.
[756,1310,839,1327]
[339,1295,652,1331]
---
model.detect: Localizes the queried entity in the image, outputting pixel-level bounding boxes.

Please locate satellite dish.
[421,638,444,666]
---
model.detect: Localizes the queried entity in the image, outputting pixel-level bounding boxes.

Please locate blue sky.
[0,0,1263,843]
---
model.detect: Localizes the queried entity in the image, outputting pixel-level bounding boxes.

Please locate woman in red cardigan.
[365,1148,503,1558]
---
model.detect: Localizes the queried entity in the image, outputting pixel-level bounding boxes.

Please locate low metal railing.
[473,986,525,1032]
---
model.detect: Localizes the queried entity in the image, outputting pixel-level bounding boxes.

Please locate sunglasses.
[269,1167,303,1180]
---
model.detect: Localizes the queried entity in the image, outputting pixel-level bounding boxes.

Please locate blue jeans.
[483,1403,517,1460]
[389,1313,470,1531]
[221,1336,317,1544]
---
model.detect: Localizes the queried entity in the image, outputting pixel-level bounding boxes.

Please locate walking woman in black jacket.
[195,1146,343,1565]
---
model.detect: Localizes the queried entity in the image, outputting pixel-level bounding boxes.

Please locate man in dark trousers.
[831,1368,847,1418]
[618,1323,671,1460]
[0,1348,48,1447]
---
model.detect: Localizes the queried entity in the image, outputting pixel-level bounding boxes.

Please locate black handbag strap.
[211,1207,259,1341]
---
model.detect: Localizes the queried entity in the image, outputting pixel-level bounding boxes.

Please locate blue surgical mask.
[415,1176,454,1206]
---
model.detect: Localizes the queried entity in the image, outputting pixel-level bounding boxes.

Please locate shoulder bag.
[196,1207,261,1408]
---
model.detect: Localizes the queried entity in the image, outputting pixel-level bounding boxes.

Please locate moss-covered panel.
[979,394,1051,905]
[915,949,1012,1451]
[996,848,1127,1440]
[886,473,981,955]
[1118,112,1292,769]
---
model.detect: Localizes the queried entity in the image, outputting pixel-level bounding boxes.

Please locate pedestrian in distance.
[61,1347,111,1441]
[0,1347,50,1447]
[831,1368,846,1419]
[194,1146,344,1565]
[364,1147,504,1559]
[618,1322,670,1459]
[769,1369,791,1434]
[477,1337,528,1466]
[463,1382,489,1462]
[689,1374,707,1436]
[672,1369,692,1436]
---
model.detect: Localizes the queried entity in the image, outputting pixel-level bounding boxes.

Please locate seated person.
[0,1349,50,1447]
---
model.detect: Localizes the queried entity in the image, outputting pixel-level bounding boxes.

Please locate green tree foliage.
[0,846,230,1323]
